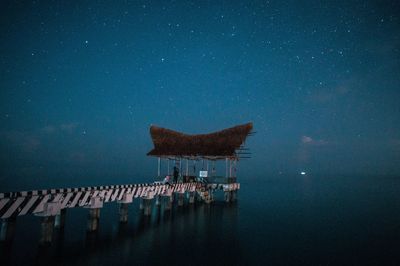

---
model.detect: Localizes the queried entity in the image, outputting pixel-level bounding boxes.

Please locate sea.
[1,174,400,265]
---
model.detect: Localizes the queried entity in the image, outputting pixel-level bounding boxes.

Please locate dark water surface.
[1,175,400,265]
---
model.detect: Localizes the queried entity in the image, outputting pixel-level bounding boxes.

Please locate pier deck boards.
[0,182,239,219]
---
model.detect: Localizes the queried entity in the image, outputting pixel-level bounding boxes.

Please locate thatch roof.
[147,122,253,159]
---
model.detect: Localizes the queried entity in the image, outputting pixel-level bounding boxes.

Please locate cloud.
[296,135,331,163]
[41,122,78,134]
[308,82,351,104]
[41,125,57,134]
[301,135,329,146]
[1,130,41,153]
[60,123,78,132]
[301,136,313,144]
[1,122,78,155]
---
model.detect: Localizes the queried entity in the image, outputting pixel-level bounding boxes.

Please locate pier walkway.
[0,181,239,244]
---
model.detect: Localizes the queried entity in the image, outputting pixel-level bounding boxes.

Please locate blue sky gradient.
[1,1,400,189]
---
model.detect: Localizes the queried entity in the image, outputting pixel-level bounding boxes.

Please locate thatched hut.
[147,122,253,160]
[147,122,253,181]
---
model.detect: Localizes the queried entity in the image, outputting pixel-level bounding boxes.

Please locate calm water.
[1,175,400,265]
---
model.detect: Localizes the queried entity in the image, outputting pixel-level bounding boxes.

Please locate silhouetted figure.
[163,175,171,185]
[173,166,179,183]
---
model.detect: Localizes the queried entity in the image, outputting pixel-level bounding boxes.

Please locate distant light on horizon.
[300,171,306,175]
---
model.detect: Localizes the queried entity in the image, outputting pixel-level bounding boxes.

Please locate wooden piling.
[205,188,214,204]
[0,217,16,242]
[155,195,161,206]
[224,191,231,202]
[40,216,55,244]
[162,195,172,211]
[231,190,237,201]
[143,198,152,216]
[188,191,195,204]
[177,193,184,207]
[87,208,100,232]
[54,209,66,229]
[119,203,129,223]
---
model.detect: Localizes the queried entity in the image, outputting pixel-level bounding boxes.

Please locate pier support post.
[204,189,213,204]
[34,202,61,244]
[142,198,152,216]
[119,203,129,223]
[118,191,133,223]
[0,217,16,242]
[54,208,66,229]
[224,191,232,202]
[177,193,184,207]
[40,216,55,244]
[155,195,161,207]
[231,190,237,201]
[86,196,103,232]
[197,191,203,202]
[188,191,195,204]
[87,208,101,232]
[139,198,144,210]
[162,195,172,211]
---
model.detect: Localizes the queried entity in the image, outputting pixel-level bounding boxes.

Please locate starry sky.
[1,1,400,189]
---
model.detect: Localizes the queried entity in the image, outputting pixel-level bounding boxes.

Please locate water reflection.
[2,175,400,265]
[6,200,241,265]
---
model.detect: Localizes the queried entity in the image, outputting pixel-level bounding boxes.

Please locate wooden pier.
[0,181,239,244]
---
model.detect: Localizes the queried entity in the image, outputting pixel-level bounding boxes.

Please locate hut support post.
[212,161,216,177]
[186,159,189,176]
[229,159,232,177]
[157,157,161,177]
[179,160,182,181]
[225,158,228,178]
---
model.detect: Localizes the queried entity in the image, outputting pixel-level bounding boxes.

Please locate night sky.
[1,1,400,189]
